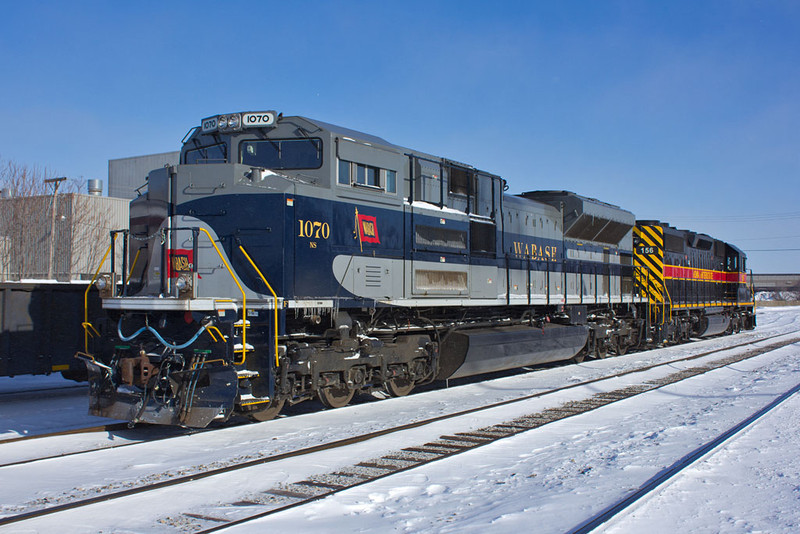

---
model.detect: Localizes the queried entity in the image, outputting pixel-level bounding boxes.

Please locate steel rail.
[0,332,792,461]
[568,377,800,534]
[0,424,211,469]
[2,331,783,463]
[0,384,86,401]
[193,336,800,533]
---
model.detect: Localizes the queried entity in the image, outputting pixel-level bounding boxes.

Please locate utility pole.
[45,177,67,280]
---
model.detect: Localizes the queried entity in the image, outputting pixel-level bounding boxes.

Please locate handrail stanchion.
[238,245,281,368]
[84,236,115,353]
[196,228,248,365]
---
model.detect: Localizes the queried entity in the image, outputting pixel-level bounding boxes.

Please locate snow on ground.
[227,335,800,534]
[0,373,77,395]
[0,376,119,440]
[1,306,799,533]
[601,392,800,534]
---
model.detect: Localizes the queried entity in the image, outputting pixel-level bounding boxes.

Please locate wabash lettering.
[512,241,557,261]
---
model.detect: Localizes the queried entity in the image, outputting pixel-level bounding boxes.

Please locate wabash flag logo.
[355,208,380,252]
[359,215,380,243]
[167,249,193,278]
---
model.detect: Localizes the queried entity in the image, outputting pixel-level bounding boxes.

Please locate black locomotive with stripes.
[634,221,755,342]
[77,111,756,427]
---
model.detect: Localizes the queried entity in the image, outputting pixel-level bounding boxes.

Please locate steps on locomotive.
[236,392,272,407]
[236,369,260,379]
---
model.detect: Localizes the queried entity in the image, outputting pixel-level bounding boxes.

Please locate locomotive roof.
[637,220,745,255]
[521,190,635,246]
[299,116,403,151]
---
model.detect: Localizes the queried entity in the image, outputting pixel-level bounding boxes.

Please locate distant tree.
[0,158,112,281]
[0,159,82,197]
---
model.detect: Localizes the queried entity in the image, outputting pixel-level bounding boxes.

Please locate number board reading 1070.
[242,112,276,127]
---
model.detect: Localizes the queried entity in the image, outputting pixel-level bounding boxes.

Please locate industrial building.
[0,192,128,281]
[108,151,179,200]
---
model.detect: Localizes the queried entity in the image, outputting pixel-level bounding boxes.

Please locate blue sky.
[1,1,798,273]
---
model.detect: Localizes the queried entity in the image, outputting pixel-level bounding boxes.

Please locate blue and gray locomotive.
[79,111,755,427]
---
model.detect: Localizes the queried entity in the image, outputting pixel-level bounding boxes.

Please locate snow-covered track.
[1,423,129,447]
[1,330,785,458]
[0,423,206,468]
[0,381,116,444]
[0,383,86,402]
[1,333,797,531]
[568,377,800,534]
[185,335,800,533]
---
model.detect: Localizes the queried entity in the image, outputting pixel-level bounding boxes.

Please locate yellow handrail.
[124,247,141,291]
[84,238,115,353]
[206,325,225,343]
[82,322,100,337]
[663,285,673,326]
[197,227,248,365]
[238,245,281,368]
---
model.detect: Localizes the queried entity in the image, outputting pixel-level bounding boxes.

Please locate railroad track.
[0,423,202,469]
[2,332,798,532]
[568,378,800,534]
[0,325,787,451]
[0,383,111,446]
[1,422,130,446]
[190,335,800,533]
[0,383,87,401]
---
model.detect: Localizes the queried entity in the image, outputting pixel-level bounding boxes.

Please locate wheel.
[612,336,628,356]
[594,341,608,359]
[385,377,414,397]
[248,398,285,422]
[571,350,587,363]
[318,385,354,408]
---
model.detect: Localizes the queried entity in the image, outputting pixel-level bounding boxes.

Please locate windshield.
[184,143,227,164]
[240,138,323,170]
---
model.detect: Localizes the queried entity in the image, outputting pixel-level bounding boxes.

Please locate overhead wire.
[663,211,800,223]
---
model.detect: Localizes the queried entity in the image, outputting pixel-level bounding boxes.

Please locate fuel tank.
[696,313,730,337]
[436,323,590,380]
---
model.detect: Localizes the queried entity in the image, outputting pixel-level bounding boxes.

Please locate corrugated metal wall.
[108,151,179,199]
[0,194,129,281]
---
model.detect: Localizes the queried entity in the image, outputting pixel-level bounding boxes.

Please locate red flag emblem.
[357,214,380,244]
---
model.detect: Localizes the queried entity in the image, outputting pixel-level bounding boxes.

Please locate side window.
[185,143,227,164]
[240,138,322,170]
[338,159,396,195]
[355,164,367,185]
[338,160,350,185]
[366,166,379,187]
[386,170,396,193]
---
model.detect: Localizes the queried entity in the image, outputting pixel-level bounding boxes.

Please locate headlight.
[227,114,240,129]
[218,115,228,129]
[175,274,193,298]
[175,276,187,291]
[95,274,114,297]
